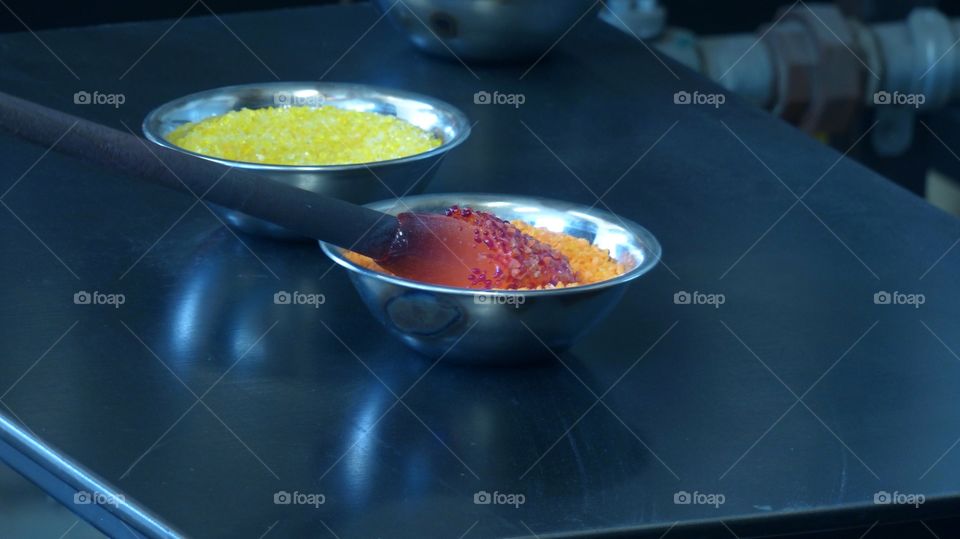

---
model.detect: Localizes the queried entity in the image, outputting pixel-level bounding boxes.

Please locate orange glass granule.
[344,214,628,289]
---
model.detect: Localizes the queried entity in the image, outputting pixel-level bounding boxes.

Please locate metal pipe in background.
[602,1,960,156]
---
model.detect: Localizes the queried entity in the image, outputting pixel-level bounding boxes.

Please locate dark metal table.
[1,4,959,538]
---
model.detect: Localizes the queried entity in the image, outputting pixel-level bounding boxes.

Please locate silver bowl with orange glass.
[322,193,662,364]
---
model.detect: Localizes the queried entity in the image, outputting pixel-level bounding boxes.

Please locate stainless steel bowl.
[374,0,596,62]
[143,82,471,240]
[321,194,661,364]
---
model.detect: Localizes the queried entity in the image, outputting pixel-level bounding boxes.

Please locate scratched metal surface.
[0,3,959,538]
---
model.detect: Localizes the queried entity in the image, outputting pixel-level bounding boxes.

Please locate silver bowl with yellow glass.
[143,82,471,239]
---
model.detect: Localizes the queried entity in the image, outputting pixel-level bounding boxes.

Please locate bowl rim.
[141,81,472,172]
[320,193,663,297]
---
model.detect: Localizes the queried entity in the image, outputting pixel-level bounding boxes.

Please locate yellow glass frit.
[166,106,442,166]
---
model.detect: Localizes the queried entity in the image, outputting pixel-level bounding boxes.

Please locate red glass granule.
[441,205,576,289]
[381,206,577,289]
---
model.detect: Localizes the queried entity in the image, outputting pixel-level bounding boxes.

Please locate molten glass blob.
[376,206,576,289]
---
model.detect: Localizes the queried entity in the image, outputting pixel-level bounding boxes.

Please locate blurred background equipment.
[601,0,960,213]
[605,1,959,151]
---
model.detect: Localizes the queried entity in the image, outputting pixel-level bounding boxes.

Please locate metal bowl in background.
[374,0,597,62]
[321,194,661,365]
[143,82,471,240]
